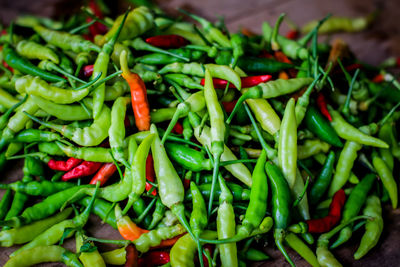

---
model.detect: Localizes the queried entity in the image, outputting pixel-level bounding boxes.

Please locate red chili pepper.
[306,189,346,233]
[274,51,292,64]
[141,251,170,266]
[396,57,400,68]
[47,157,83,172]
[183,178,191,190]
[316,92,332,121]
[2,61,13,73]
[372,74,384,83]
[172,122,183,134]
[222,100,237,114]
[87,0,107,37]
[286,30,299,40]
[61,161,102,181]
[145,35,188,49]
[258,50,274,59]
[145,155,157,196]
[89,163,117,186]
[202,244,213,267]
[125,244,139,267]
[345,63,362,72]
[83,65,94,77]
[200,75,272,89]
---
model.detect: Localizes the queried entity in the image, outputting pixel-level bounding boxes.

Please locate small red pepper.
[396,57,400,68]
[200,75,272,89]
[2,61,13,73]
[145,155,157,196]
[140,251,170,266]
[345,63,362,72]
[274,51,292,64]
[89,163,117,186]
[125,244,139,267]
[222,100,238,114]
[83,65,94,77]
[286,30,299,40]
[372,74,384,83]
[316,92,332,121]
[87,0,107,38]
[47,157,83,172]
[172,122,183,135]
[145,35,188,49]
[62,161,102,181]
[306,189,346,233]
[258,50,274,59]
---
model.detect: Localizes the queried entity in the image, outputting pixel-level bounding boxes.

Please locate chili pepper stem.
[275,232,295,267]
[171,203,205,267]
[208,152,222,216]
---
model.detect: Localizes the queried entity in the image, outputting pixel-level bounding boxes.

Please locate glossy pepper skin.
[354,195,383,259]
[265,161,294,267]
[2,44,65,83]
[304,106,343,147]
[309,151,335,205]
[165,142,212,171]
[331,174,376,249]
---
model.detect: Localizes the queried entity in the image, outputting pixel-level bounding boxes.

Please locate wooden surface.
[0,0,400,266]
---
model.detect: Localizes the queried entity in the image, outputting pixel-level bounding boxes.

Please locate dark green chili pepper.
[265,161,295,267]
[331,173,376,249]
[309,151,335,205]
[0,188,13,220]
[136,49,203,65]
[13,129,61,143]
[304,105,343,147]
[165,142,212,171]
[148,198,166,229]
[190,181,208,240]
[78,196,117,229]
[3,44,65,83]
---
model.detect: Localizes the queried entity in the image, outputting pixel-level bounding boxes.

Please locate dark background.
[0,0,400,266]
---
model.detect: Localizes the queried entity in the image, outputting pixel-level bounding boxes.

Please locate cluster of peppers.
[0,0,397,266]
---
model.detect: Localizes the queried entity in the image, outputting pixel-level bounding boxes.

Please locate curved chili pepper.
[372,151,397,209]
[76,230,106,267]
[285,233,319,267]
[316,92,332,121]
[16,40,59,63]
[47,157,82,172]
[0,188,12,220]
[120,50,150,131]
[304,105,343,147]
[89,163,117,186]
[331,174,376,249]
[62,161,102,181]
[165,142,212,171]
[309,151,335,205]
[3,44,65,83]
[354,195,383,259]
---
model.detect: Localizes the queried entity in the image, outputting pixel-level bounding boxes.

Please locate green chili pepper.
[2,44,65,83]
[12,183,100,256]
[285,233,320,267]
[262,22,308,60]
[190,182,208,256]
[30,95,91,121]
[0,185,91,228]
[165,142,212,171]
[136,49,203,65]
[76,231,106,267]
[330,109,388,148]
[109,96,131,167]
[13,129,60,143]
[0,188,12,220]
[4,245,83,267]
[295,75,321,125]
[0,88,19,109]
[92,11,129,119]
[278,98,297,189]
[25,104,111,147]
[372,151,397,209]
[228,78,313,123]
[265,161,295,267]
[165,73,204,90]
[78,197,117,229]
[301,15,374,34]
[34,25,100,53]
[111,42,134,68]
[16,40,59,63]
[1,180,74,197]
[148,198,166,229]
[297,139,331,160]
[304,105,343,147]
[0,208,72,247]
[354,195,383,259]
[100,7,154,45]
[309,151,335,205]
[327,140,362,196]
[38,142,65,156]
[331,173,376,249]
[378,123,394,171]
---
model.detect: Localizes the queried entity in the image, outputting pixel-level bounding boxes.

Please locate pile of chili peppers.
[0,1,398,266]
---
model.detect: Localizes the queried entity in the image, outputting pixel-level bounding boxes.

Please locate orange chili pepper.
[120,50,150,131]
[90,163,117,186]
[274,51,293,64]
[116,205,149,241]
[278,71,290,80]
[150,234,185,250]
